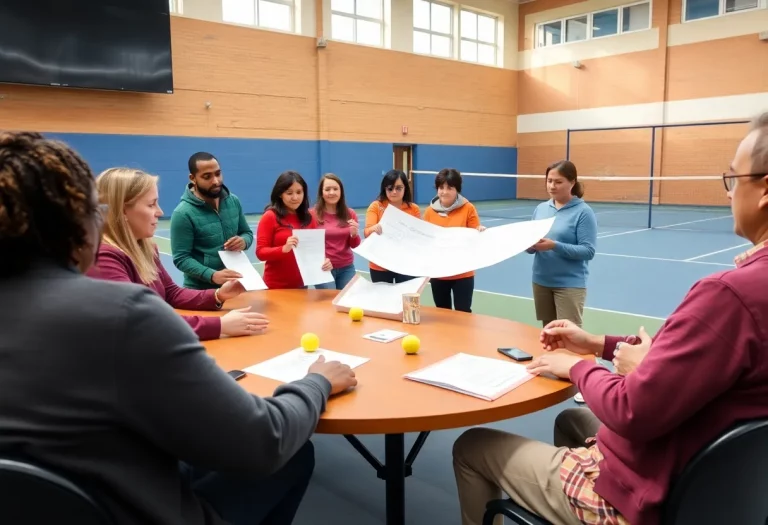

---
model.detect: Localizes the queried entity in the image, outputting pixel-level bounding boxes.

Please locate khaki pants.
[453,428,582,525]
[554,407,601,448]
[532,283,587,327]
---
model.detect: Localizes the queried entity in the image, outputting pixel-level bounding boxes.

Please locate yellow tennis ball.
[348,307,364,321]
[301,332,320,352]
[402,335,420,355]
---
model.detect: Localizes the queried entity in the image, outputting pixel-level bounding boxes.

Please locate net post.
[647,126,656,229]
[565,129,571,160]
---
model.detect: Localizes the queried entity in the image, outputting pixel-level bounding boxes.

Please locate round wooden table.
[179,289,577,525]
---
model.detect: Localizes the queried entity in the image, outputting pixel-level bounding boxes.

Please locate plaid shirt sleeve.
[559,444,630,525]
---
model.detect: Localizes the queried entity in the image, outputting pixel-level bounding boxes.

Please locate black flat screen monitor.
[0,0,173,94]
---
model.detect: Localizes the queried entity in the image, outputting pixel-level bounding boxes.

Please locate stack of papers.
[244,348,369,383]
[363,329,409,343]
[335,277,429,316]
[404,352,536,401]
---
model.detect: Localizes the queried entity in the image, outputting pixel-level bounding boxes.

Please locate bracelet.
[214,288,223,309]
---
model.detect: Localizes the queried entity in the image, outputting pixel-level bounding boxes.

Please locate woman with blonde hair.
[87,167,269,340]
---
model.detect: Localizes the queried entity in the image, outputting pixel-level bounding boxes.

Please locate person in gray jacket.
[0,130,358,525]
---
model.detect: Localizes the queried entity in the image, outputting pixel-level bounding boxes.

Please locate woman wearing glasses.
[363,169,421,283]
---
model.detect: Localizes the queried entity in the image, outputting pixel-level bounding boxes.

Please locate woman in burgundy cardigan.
[87,167,269,341]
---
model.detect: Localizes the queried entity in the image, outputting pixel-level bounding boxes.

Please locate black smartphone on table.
[228,370,247,381]
[497,347,533,362]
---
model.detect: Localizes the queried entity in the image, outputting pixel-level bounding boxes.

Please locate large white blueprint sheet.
[352,205,555,278]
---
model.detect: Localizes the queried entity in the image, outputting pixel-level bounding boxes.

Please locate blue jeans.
[181,441,314,525]
[314,263,356,290]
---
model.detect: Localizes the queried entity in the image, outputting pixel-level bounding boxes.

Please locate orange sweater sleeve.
[364,201,381,238]
[465,203,480,228]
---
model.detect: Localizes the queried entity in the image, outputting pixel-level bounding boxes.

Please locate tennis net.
[410,171,734,233]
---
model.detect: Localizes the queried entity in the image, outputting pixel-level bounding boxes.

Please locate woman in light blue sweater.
[528,160,597,328]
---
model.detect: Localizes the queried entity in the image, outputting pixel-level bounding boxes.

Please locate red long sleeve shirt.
[256,209,318,289]
[570,243,768,525]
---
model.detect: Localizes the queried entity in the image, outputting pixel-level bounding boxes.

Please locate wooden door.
[393,145,413,196]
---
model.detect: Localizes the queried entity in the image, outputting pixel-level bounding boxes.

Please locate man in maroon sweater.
[453,112,768,525]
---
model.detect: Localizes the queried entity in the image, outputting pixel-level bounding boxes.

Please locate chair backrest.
[0,458,113,525]
[663,418,768,525]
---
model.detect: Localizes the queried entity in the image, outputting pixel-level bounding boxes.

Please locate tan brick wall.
[0,17,517,148]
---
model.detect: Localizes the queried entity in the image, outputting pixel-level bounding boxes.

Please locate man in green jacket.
[170,152,254,290]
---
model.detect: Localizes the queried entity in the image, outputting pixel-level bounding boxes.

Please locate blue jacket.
[529,197,597,288]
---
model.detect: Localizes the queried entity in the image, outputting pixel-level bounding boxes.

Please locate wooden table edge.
[314,383,578,434]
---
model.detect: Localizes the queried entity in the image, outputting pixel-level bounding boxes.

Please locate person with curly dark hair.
[0,131,358,525]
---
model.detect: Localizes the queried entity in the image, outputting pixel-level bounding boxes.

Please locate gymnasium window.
[222,0,294,32]
[459,9,498,66]
[413,0,454,59]
[331,0,385,47]
[683,0,763,22]
[535,1,650,48]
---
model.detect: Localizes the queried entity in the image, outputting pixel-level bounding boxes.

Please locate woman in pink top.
[311,173,361,290]
[87,167,269,341]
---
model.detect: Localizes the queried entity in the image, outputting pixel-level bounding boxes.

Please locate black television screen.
[0,0,173,94]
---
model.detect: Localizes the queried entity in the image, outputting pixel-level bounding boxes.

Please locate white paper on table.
[217,250,268,291]
[292,229,334,286]
[243,348,369,383]
[363,329,409,343]
[336,277,429,315]
[352,205,555,278]
[404,352,536,401]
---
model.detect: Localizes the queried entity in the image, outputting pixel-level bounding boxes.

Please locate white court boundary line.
[596,252,734,267]
[596,214,733,239]
[684,243,750,262]
[156,245,666,321]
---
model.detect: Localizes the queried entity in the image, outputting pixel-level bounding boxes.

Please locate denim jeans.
[180,441,315,525]
[314,263,356,290]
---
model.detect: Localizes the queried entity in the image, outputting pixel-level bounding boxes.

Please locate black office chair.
[482,418,768,525]
[0,457,114,525]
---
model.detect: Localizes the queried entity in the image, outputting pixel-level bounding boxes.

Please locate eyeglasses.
[386,185,405,193]
[722,172,766,192]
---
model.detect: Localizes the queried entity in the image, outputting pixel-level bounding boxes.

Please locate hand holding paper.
[292,230,334,285]
[217,251,268,291]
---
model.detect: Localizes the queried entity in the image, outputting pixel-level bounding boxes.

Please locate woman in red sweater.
[256,171,332,289]
[311,173,361,290]
[87,168,270,341]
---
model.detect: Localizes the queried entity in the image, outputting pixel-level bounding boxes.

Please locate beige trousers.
[453,428,583,525]
[532,283,587,327]
[554,407,601,448]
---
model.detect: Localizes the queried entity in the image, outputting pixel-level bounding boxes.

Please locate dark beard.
[196,185,222,199]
